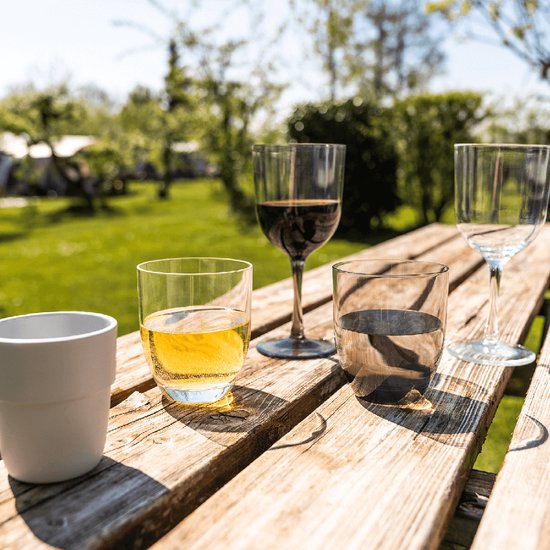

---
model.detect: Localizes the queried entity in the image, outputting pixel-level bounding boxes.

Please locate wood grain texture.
[0,227,477,549]
[153,226,550,550]
[472,328,550,548]
[110,224,462,406]
[111,331,155,406]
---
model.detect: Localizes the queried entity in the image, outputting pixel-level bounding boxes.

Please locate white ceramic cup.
[0,311,117,483]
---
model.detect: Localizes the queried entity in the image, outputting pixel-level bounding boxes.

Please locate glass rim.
[137,257,253,276]
[455,143,550,150]
[252,143,346,151]
[332,259,449,278]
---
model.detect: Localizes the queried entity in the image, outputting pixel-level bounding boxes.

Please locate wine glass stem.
[290,259,305,340]
[484,264,502,345]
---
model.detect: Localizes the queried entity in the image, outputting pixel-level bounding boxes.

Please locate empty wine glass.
[253,143,346,359]
[447,143,550,366]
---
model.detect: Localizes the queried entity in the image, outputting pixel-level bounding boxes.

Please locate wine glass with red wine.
[253,143,346,359]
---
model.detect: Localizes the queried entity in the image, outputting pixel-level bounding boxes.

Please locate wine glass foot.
[257,337,336,359]
[446,340,535,367]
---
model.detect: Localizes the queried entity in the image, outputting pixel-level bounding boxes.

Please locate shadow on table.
[10,456,167,549]
[163,384,288,435]
[357,373,494,446]
[509,415,548,451]
[269,412,328,450]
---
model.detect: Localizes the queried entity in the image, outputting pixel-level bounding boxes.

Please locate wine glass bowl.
[448,143,550,366]
[253,143,346,359]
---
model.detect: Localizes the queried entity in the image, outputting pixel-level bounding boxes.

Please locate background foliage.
[395,91,487,224]
[288,98,400,235]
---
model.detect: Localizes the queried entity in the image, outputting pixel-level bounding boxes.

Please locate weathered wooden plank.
[152,226,550,550]
[0,228,477,549]
[111,224,462,406]
[441,469,495,549]
[471,326,550,548]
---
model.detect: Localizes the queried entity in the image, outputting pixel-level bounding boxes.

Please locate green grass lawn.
[0,180,366,335]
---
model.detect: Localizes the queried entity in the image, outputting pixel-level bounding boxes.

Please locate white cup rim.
[0,311,117,345]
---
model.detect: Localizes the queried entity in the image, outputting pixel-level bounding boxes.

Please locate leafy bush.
[395,92,486,224]
[288,99,400,236]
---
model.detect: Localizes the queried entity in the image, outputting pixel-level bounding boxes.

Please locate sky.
[0,0,548,115]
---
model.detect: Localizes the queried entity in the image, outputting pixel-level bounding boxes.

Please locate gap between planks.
[441,469,495,549]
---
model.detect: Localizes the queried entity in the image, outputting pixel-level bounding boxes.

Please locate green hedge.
[287,92,486,232]
[396,92,486,224]
[288,99,400,236]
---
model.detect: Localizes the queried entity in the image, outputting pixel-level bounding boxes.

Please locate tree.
[115,0,283,212]
[428,0,550,82]
[193,38,283,215]
[115,2,199,200]
[349,0,445,99]
[0,84,81,142]
[0,85,103,210]
[290,0,355,102]
[481,95,550,143]
[119,41,193,200]
[158,38,192,199]
[288,99,400,235]
[118,84,159,178]
[396,91,486,224]
[292,0,445,102]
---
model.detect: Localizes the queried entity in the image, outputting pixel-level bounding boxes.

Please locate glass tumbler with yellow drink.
[137,257,252,405]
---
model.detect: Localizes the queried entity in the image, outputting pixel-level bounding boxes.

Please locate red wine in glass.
[253,144,346,359]
[257,199,341,260]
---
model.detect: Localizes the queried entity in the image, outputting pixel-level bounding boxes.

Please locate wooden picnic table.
[2,222,550,549]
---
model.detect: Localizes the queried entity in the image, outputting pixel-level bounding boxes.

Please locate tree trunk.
[421,184,430,225]
[327,10,337,103]
[158,140,172,200]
